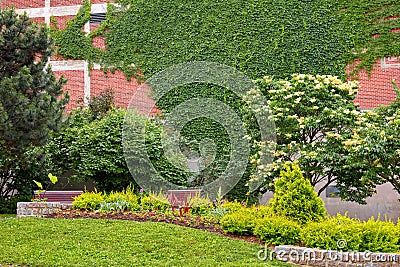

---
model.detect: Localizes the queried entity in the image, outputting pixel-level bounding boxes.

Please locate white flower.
[284,94,293,99]
[314,83,322,90]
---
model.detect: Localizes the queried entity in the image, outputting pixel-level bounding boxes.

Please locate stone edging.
[258,245,400,267]
[17,202,69,218]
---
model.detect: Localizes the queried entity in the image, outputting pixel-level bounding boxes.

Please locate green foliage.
[72,190,105,210]
[343,81,400,196]
[107,184,140,210]
[97,200,130,213]
[220,210,257,236]
[47,108,131,191]
[300,214,400,252]
[300,215,362,250]
[76,89,115,121]
[32,173,58,202]
[252,74,364,200]
[0,195,31,214]
[140,193,171,212]
[269,163,326,224]
[51,0,400,201]
[221,201,244,214]
[47,107,192,192]
[254,216,300,245]
[220,205,272,235]
[360,218,400,253]
[50,0,103,65]
[73,185,141,212]
[52,0,400,80]
[0,218,286,266]
[0,8,68,198]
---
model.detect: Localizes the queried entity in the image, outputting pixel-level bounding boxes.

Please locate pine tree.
[0,8,69,198]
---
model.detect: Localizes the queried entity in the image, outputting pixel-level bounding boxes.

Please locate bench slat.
[34,191,83,204]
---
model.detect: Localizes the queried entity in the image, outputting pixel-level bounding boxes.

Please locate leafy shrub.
[254,216,301,245]
[188,195,213,216]
[0,195,31,214]
[220,210,256,235]
[72,190,105,210]
[106,185,140,211]
[140,195,171,212]
[269,163,326,224]
[48,108,191,192]
[220,205,272,235]
[359,218,400,253]
[221,201,244,214]
[300,214,364,251]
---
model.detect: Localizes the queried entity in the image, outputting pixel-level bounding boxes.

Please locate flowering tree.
[342,82,400,198]
[246,74,372,202]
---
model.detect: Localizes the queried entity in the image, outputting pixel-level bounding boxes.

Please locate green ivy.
[51,0,400,79]
[50,0,400,201]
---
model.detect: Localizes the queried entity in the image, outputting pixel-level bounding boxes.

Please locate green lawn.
[0,217,289,267]
[0,214,15,218]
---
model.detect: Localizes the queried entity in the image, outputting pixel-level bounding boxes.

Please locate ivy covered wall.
[52,0,400,80]
[48,0,400,200]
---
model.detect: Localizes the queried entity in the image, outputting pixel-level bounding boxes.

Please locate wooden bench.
[34,190,83,204]
[167,189,203,207]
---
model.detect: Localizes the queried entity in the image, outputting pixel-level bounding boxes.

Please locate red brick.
[54,70,85,111]
[2,0,44,9]
[350,58,400,109]
[50,0,85,7]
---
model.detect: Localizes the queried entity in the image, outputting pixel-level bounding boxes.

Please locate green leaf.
[48,173,58,184]
[33,180,43,190]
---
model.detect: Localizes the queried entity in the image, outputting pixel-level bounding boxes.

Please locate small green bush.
[300,215,361,250]
[221,201,244,214]
[140,195,171,212]
[359,218,400,253]
[220,210,256,235]
[254,216,300,245]
[72,190,105,210]
[269,163,326,224]
[299,214,388,251]
[106,185,140,211]
[220,205,272,235]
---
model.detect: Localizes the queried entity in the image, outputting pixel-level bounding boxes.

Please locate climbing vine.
[50,0,400,200]
[51,0,400,79]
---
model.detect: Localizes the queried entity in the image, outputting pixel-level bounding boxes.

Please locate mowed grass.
[0,217,289,267]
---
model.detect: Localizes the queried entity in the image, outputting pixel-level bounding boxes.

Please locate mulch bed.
[46,210,267,246]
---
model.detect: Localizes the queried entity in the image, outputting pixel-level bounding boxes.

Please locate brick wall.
[1,0,44,9]
[3,0,400,111]
[2,0,148,112]
[352,58,400,109]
